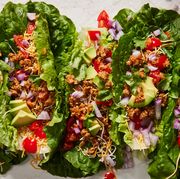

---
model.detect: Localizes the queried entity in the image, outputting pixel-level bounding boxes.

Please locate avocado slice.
[9,100,26,108]
[128,77,158,108]
[83,46,96,65]
[11,110,36,127]
[89,123,101,136]
[93,76,104,89]
[86,65,97,79]
[10,103,31,116]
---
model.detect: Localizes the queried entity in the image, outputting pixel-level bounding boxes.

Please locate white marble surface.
[0,0,180,179]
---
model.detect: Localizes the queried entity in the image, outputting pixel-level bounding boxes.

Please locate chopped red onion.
[126,71,132,76]
[129,121,135,131]
[147,65,158,71]
[120,97,130,106]
[174,119,180,130]
[140,118,151,129]
[16,73,27,81]
[4,57,9,63]
[37,111,51,120]
[91,101,103,118]
[132,50,141,57]
[141,129,150,147]
[174,108,180,117]
[71,91,84,98]
[153,29,161,36]
[148,54,157,61]
[20,91,26,99]
[149,133,159,146]
[155,99,161,120]
[108,29,116,39]
[27,91,33,99]
[105,155,116,167]
[27,13,36,21]
[73,127,80,134]
[111,20,122,31]
[20,81,25,86]
[21,39,29,48]
[114,31,124,40]
[9,76,15,82]
[105,57,112,63]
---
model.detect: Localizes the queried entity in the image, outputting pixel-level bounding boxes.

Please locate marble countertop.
[0,0,179,179]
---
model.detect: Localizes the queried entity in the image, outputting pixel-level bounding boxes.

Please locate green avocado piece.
[93,76,104,89]
[10,103,31,116]
[128,77,158,108]
[89,123,101,136]
[86,65,97,79]
[83,46,96,64]
[9,100,26,108]
[11,110,36,127]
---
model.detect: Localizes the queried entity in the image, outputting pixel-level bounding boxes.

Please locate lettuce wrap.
[112,3,180,179]
[0,1,76,173]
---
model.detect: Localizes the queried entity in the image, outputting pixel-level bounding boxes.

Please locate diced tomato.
[105,49,112,58]
[13,35,24,47]
[63,142,74,151]
[156,55,168,70]
[23,137,37,153]
[66,117,75,132]
[29,120,43,131]
[27,22,36,34]
[92,59,101,72]
[104,171,115,179]
[98,19,111,29]
[146,37,162,50]
[149,70,162,84]
[88,30,101,41]
[96,99,113,107]
[104,66,112,73]
[177,136,180,148]
[34,126,46,139]
[97,10,109,21]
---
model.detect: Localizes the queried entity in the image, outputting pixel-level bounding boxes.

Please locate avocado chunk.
[128,77,158,108]
[9,100,26,108]
[86,65,97,79]
[89,123,101,136]
[93,76,104,89]
[11,110,36,127]
[10,103,31,116]
[83,46,96,64]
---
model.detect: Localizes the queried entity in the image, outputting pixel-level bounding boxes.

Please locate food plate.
[0,0,179,179]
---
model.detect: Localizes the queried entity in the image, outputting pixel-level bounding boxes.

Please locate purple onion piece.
[126,71,132,76]
[21,39,29,48]
[140,118,152,129]
[132,49,141,57]
[155,99,162,120]
[129,121,135,131]
[120,97,129,106]
[9,76,15,82]
[20,81,25,86]
[105,57,112,63]
[91,101,103,118]
[147,65,158,71]
[112,20,122,31]
[149,133,159,146]
[73,127,80,134]
[174,108,180,117]
[173,119,180,130]
[148,54,157,61]
[114,30,124,41]
[153,29,161,36]
[27,91,33,99]
[27,13,36,21]
[37,111,51,120]
[71,91,84,98]
[108,28,116,39]
[16,73,26,81]
[105,155,116,167]
[20,91,26,99]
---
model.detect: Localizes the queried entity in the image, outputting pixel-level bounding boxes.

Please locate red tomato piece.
[177,136,180,148]
[27,22,36,34]
[146,37,162,50]
[29,120,43,131]
[66,117,75,132]
[88,30,101,41]
[96,99,113,107]
[149,70,162,84]
[98,19,110,29]
[156,55,167,70]
[92,59,101,72]
[97,10,109,21]
[104,171,115,179]
[34,126,46,139]
[13,35,24,47]
[23,137,37,153]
